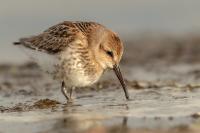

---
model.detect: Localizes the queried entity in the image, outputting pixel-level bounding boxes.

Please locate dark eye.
[106,51,113,57]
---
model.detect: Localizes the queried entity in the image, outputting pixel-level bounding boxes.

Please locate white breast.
[60,48,102,87]
[18,45,102,88]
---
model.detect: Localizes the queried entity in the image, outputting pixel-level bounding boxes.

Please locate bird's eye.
[106,51,113,57]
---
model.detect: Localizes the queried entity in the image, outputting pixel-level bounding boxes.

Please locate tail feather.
[13,41,21,45]
[13,37,40,51]
[13,37,29,45]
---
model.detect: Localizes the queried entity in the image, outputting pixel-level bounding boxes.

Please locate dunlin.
[14,21,129,101]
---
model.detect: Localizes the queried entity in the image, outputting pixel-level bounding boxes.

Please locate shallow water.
[0,62,200,133]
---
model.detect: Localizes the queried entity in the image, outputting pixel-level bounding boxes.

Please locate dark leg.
[69,86,75,98]
[69,88,73,99]
[61,81,70,100]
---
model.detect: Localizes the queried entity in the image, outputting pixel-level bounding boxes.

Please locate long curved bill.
[113,64,130,100]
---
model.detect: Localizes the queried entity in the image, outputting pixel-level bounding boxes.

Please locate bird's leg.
[66,87,75,103]
[69,88,73,99]
[61,81,70,100]
[69,86,75,99]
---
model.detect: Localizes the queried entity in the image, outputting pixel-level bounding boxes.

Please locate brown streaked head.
[94,31,124,69]
[93,30,129,100]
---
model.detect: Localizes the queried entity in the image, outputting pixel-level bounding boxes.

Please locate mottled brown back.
[14,21,102,54]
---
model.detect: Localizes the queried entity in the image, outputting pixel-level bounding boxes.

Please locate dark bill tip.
[113,65,130,100]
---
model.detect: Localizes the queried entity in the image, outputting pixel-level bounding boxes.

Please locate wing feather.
[14,21,100,54]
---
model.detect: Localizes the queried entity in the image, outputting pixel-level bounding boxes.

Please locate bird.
[14,21,130,102]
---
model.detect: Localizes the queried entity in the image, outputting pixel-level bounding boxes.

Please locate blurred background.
[1,0,200,63]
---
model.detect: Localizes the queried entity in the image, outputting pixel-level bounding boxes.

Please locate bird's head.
[92,30,129,100]
[96,32,123,69]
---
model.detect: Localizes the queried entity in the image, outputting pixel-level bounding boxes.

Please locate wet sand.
[1,34,200,133]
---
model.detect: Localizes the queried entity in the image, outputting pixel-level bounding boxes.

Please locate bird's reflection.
[43,116,129,133]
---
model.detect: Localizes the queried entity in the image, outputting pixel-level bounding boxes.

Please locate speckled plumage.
[14,21,129,101]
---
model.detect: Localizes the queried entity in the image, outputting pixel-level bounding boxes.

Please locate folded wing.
[14,21,100,54]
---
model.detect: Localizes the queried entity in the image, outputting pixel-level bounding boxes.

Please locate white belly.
[61,58,101,87]
[64,68,100,87]
[19,46,102,88]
